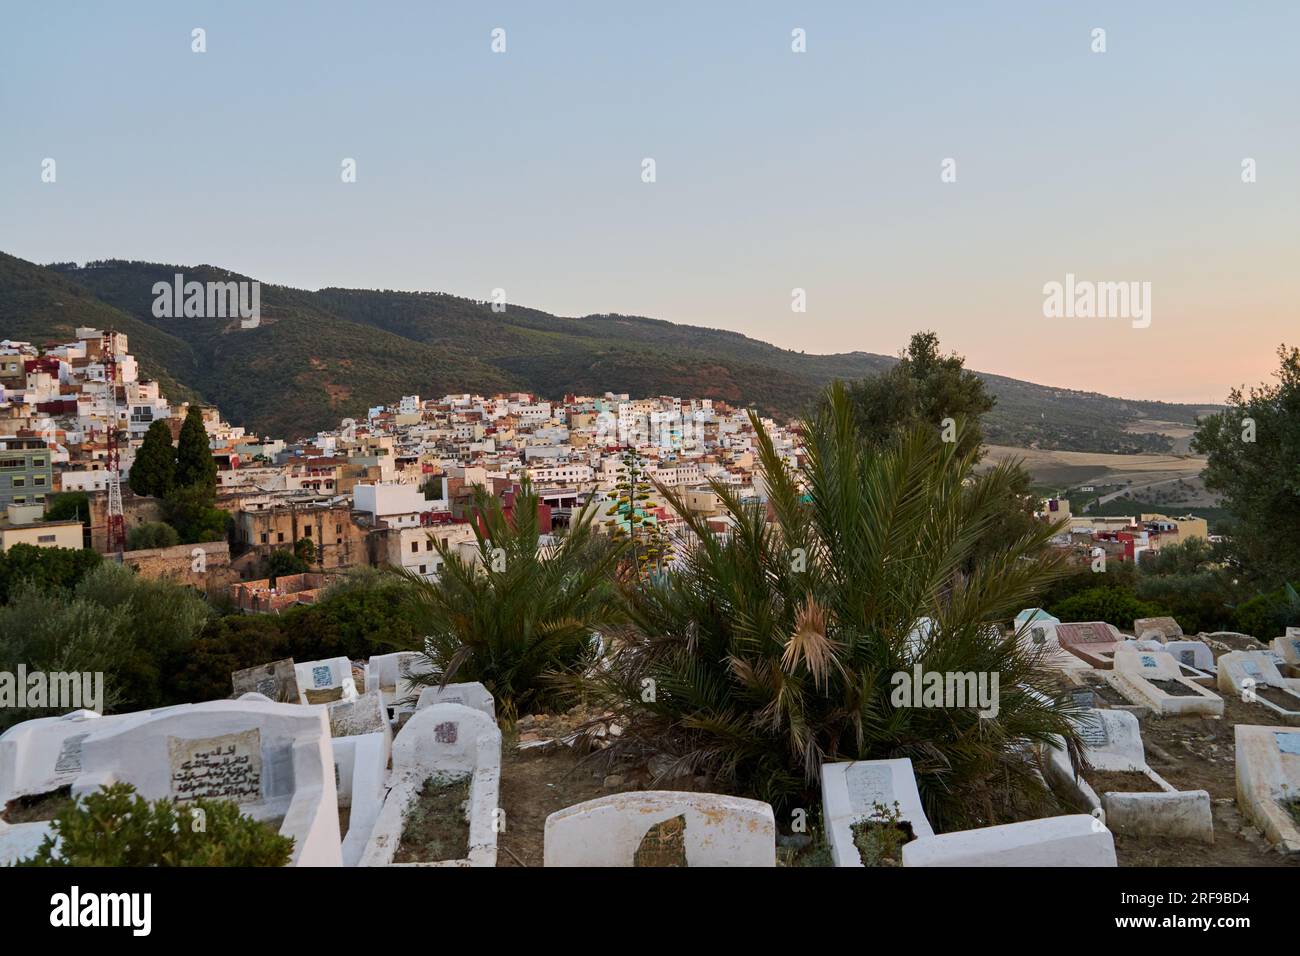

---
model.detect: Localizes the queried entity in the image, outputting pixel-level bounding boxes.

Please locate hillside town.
[1,328,1213,602]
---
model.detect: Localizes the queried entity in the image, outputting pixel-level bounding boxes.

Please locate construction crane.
[102,331,125,554]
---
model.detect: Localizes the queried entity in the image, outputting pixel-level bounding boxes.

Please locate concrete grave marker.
[1107,647,1224,716]
[415,681,496,720]
[1133,616,1182,642]
[821,758,934,867]
[1234,724,1300,853]
[903,815,1116,867]
[0,710,137,807]
[1057,622,1125,669]
[72,699,342,866]
[360,702,501,867]
[1044,709,1212,842]
[293,657,357,706]
[543,791,776,867]
[1217,651,1300,717]
[231,658,299,704]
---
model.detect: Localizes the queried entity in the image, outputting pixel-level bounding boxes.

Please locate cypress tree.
[128,419,176,498]
[174,406,217,494]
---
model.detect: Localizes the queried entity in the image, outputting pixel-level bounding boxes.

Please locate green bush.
[1233,587,1300,640]
[14,782,293,867]
[0,563,212,726]
[43,492,92,527]
[127,521,181,550]
[1049,586,1165,630]
[0,543,101,604]
[264,548,308,582]
[173,570,424,703]
[1133,571,1240,634]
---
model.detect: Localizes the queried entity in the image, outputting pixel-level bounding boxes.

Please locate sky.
[2,1,1297,404]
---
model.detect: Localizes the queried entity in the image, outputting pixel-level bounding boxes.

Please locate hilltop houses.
[0,334,786,605]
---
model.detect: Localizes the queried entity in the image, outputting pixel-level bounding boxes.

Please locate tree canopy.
[1192,344,1300,586]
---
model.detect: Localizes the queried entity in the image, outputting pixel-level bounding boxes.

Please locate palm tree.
[580,383,1084,829]
[397,479,625,720]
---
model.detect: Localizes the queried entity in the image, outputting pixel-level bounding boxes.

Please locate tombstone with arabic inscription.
[72,698,342,866]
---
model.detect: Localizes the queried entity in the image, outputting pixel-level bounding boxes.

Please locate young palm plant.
[581,383,1085,830]
[397,480,625,720]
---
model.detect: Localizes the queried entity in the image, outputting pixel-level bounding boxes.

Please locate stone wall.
[120,540,237,592]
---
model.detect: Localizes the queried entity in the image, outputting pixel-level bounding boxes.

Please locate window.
[277,532,284,543]
[418,565,426,574]
[410,541,418,553]
[34,476,45,486]
[11,478,23,488]
[32,458,46,467]
[38,534,56,544]
[425,539,432,551]
[303,526,311,537]
[13,496,25,504]
[335,523,342,533]
[260,532,268,544]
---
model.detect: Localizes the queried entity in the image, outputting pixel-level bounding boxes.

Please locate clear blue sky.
[3,1,1296,403]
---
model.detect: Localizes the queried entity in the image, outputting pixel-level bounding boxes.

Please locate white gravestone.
[543,791,777,867]
[1234,724,1300,853]
[1107,647,1224,716]
[903,814,1116,867]
[294,657,358,705]
[359,702,501,867]
[73,699,342,866]
[414,681,495,720]
[1044,709,1212,841]
[821,758,934,868]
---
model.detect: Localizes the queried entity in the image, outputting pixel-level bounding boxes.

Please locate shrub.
[1049,586,1165,630]
[264,548,308,582]
[127,521,181,550]
[1233,586,1300,640]
[43,492,92,527]
[15,782,293,867]
[0,543,101,604]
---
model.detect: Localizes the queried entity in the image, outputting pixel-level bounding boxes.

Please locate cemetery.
[1104,647,1225,717]
[1217,650,1300,718]
[4,630,1300,868]
[1043,708,1213,842]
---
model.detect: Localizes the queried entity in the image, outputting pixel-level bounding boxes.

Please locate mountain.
[1,252,1214,449]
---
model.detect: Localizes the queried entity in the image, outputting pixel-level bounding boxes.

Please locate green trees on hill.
[127,407,227,544]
